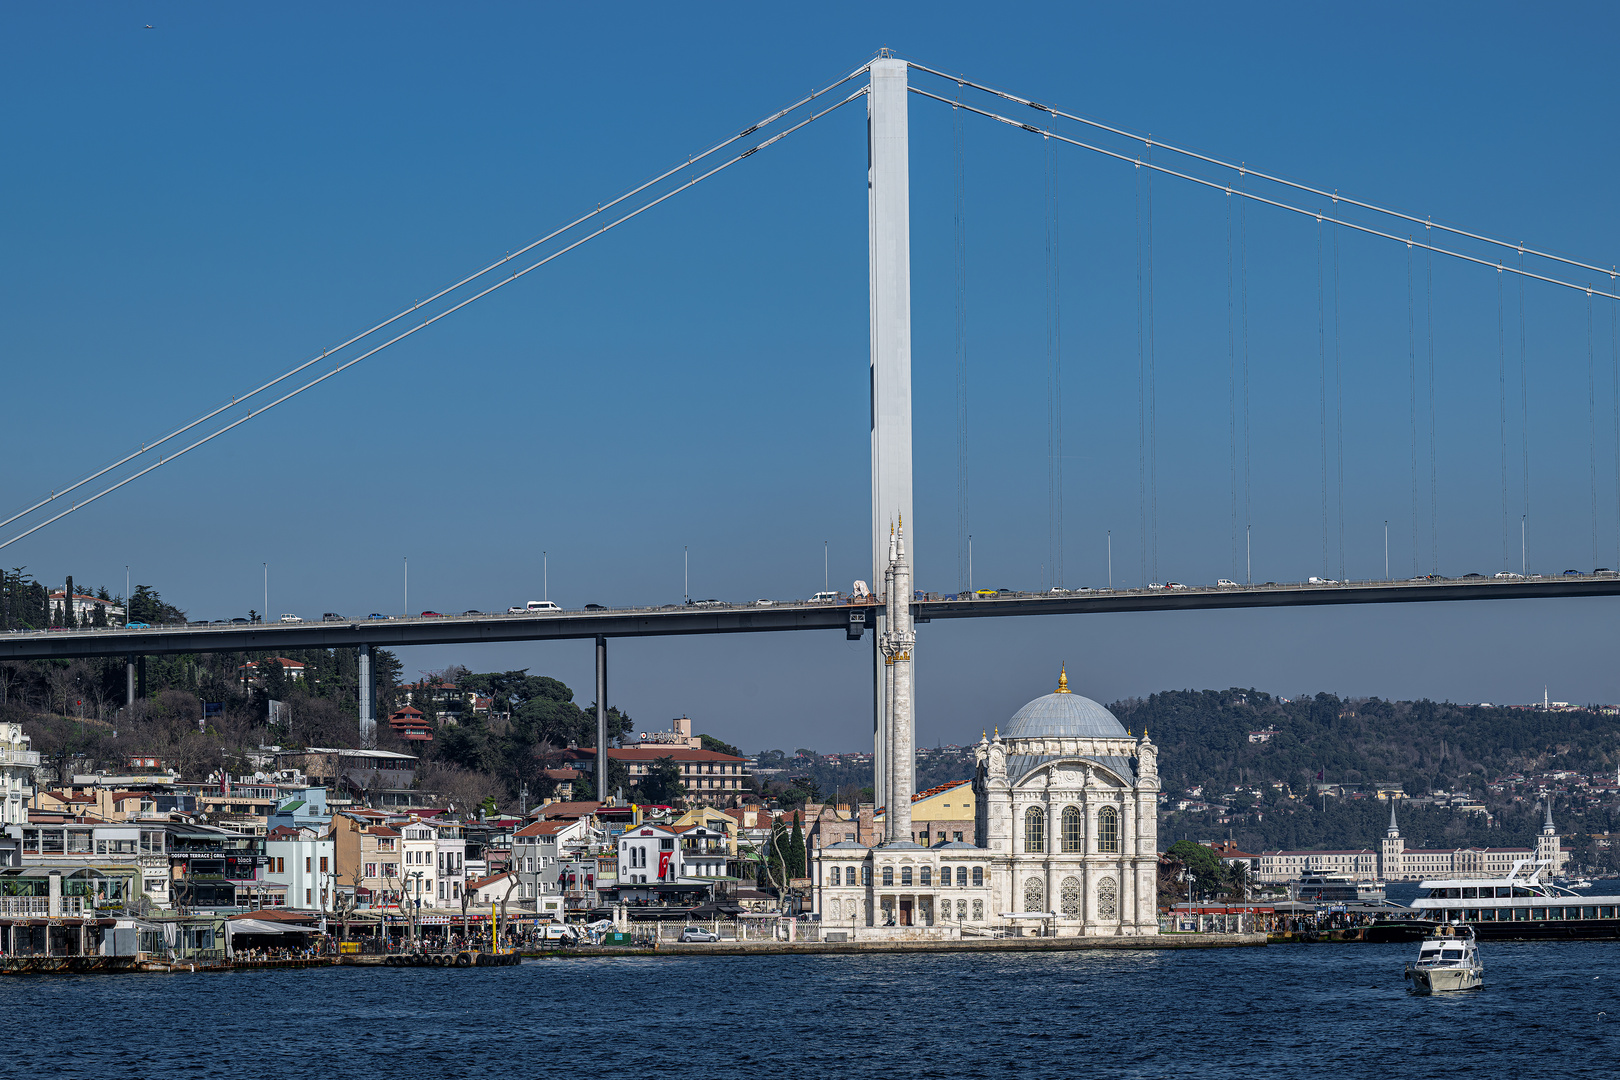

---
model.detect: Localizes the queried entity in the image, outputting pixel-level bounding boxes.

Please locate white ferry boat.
[1403,923,1483,993]
[1406,859,1620,940]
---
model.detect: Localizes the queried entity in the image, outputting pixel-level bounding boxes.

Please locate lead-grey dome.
[1005,673,1127,740]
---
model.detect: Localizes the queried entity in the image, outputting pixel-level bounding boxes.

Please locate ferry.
[1405,859,1620,940]
[1288,875,1386,904]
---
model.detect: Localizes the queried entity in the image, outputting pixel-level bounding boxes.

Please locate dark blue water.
[6,943,1618,1078]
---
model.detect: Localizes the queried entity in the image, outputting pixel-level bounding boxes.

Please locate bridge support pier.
[357,643,375,749]
[125,656,135,709]
[136,656,146,701]
[595,636,608,803]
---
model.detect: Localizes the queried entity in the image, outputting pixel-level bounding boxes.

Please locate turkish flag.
[658,851,671,880]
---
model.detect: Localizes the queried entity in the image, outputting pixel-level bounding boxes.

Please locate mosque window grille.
[972,866,984,887]
[1060,876,1082,917]
[920,866,932,886]
[972,899,984,921]
[901,866,913,887]
[956,898,967,919]
[956,866,968,887]
[1024,806,1046,853]
[1024,877,1045,912]
[1098,806,1120,854]
[1097,875,1118,919]
[882,866,894,887]
[1061,806,1084,852]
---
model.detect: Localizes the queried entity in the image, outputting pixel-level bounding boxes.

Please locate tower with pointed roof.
[1380,800,1406,880]
[1536,800,1565,875]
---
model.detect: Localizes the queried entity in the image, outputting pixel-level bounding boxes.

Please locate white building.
[815,667,1162,939]
[265,824,335,910]
[399,820,438,908]
[434,820,467,907]
[0,723,40,826]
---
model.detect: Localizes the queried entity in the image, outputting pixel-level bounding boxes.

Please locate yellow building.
[907,780,975,847]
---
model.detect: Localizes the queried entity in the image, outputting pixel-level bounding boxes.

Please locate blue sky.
[4,3,1619,751]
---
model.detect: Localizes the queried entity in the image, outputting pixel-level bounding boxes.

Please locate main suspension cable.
[0,86,869,552]
[906,88,1620,304]
[3,64,874,539]
[906,61,1617,282]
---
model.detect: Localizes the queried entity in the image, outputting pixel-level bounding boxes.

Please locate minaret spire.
[1387,801,1399,837]
[1542,799,1555,833]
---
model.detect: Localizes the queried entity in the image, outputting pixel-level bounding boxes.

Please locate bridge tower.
[868,55,914,822]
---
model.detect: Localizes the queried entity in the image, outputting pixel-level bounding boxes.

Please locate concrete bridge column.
[595,636,608,803]
[357,643,375,749]
[126,656,136,709]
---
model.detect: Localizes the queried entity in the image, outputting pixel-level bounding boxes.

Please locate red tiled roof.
[466,871,516,891]
[531,801,602,819]
[912,779,971,801]
[515,821,573,837]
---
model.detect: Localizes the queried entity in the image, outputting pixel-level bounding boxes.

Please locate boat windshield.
[1440,949,1463,961]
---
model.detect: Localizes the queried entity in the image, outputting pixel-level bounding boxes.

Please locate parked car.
[678,927,719,943]
[279,614,301,623]
[538,923,578,943]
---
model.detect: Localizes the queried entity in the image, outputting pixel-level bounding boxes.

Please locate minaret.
[882,516,916,843]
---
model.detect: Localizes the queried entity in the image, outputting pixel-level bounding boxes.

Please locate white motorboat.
[1404,922,1483,993]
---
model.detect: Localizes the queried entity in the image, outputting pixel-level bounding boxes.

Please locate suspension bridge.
[3,52,1617,804]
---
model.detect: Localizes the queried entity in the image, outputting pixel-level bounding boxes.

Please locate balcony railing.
[0,896,86,917]
[0,749,41,767]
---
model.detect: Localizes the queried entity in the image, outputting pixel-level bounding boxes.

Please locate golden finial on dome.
[1056,664,1071,694]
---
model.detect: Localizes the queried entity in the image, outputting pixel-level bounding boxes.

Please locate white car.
[512,600,560,613]
[1165,582,1188,590]
[1307,577,1338,585]
[808,591,840,604]
[1216,579,1239,588]
[279,614,301,623]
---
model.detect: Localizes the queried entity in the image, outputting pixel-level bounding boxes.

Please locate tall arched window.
[900,866,913,886]
[829,866,841,886]
[881,866,894,887]
[1024,806,1046,853]
[920,866,932,886]
[956,867,968,887]
[1098,806,1120,853]
[1061,806,1083,852]
[972,866,984,887]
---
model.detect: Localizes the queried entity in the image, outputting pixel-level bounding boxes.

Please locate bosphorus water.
[7,942,1619,1078]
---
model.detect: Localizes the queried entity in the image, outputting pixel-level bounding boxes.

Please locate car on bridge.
[322,613,345,621]
[508,601,561,614]
[126,622,151,629]
[367,613,388,619]
[420,611,445,618]
[1217,579,1239,588]
[1494,572,1524,579]
[279,614,301,623]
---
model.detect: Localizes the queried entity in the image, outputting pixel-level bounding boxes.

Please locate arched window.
[939,865,950,886]
[1061,806,1084,853]
[829,866,841,886]
[1098,806,1120,853]
[956,867,968,887]
[972,866,984,887]
[900,866,913,886]
[920,866,932,886]
[1060,876,1081,917]
[881,866,894,887]
[1024,806,1046,853]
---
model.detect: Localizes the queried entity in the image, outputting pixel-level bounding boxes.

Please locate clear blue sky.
[4,3,1619,751]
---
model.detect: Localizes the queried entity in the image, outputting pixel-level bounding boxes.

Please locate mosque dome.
[1004,666,1128,740]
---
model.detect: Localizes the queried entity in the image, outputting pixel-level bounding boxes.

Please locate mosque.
[811,521,1161,939]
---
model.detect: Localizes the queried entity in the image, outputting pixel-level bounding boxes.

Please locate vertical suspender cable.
[1426,227,1438,574]
[1499,266,1508,571]
[1053,140,1063,589]
[1318,217,1328,577]
[1334,217,1345,580]
[1242,180,1251,583]
[1409,240,1419,578]
[1520,250,1530,572]
[1146,142,1159,584]
[1227,192,1238,580]
[1589,289,1598,567]
[1612,273,1618,568]
[953,98,970,593]
[1135,163,1148,586]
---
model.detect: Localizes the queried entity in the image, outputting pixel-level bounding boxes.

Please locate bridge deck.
[2,576,1617,660]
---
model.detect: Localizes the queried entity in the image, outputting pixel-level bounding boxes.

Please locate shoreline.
[521,932,1268,958]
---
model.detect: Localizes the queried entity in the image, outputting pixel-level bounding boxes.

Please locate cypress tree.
[788,812,806,878]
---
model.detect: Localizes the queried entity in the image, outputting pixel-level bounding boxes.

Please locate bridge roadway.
[3,575,1619,661]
